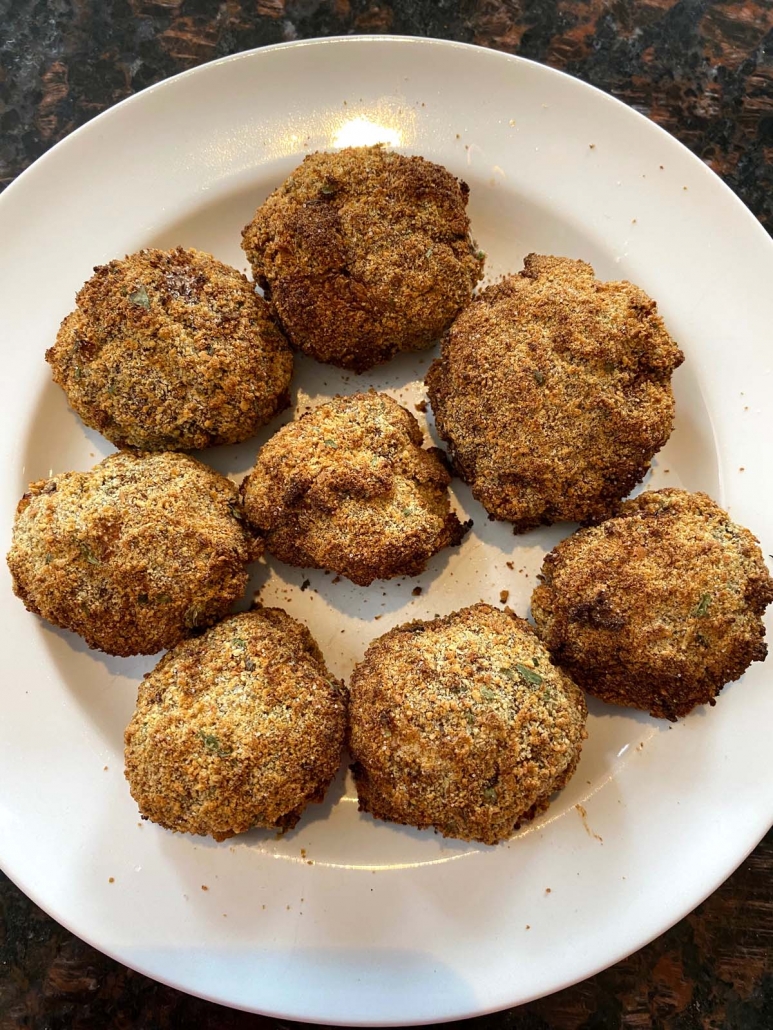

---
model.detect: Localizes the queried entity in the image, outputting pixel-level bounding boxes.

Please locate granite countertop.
[1,2,772,1027]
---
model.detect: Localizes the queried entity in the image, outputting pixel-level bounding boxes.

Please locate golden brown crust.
[531,488,773,720]
[240,391,471,586]
[6,451,261,656]
[348,603,587,845]
[124,608,346,840]
[426,254,684,531]
[241,146,484,371]
[46,247,293,450]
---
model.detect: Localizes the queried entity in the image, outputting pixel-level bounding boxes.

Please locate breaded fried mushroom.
[241,146,484,371]
[240,392,470,586]
[348,603,587,845]
[47,247,293,450]
[426,254,684,531]
[531,489,773,720]
[6,451,260,656]
[125,608,346,840]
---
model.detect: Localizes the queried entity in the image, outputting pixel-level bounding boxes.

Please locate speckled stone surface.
[1,2,772,1028]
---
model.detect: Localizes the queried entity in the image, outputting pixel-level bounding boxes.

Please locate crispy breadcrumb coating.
[531,489,773,720]
[7,451,260,656]
[124,608,346,840]
[46,247,293,450]
[241,146,484,371]
[348,603,587,844]
[426,254,684,531]
[240,392,470,586]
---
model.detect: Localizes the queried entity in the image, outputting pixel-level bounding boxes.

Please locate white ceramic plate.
[1,36,772,1026]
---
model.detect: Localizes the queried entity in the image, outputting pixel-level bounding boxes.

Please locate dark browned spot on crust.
[6,451,261,656]
[240,391,471,586]
[348,602,587,845]
[46,246,293,451]
[531,489,773,720]
[124,608,346,840]
[426,254,684,531]
[241,146,484,372]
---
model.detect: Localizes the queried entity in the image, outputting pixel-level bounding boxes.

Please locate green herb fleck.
[324,439,338,448]
[137,593,149,605]
[198,731,232,757]
[320,183,337,196]
[44,553,53,565]
[233,637,247,649]
[480,686,498,700]
[693,593,712,617]
[185,605,203,628]
[326,675,346,695]
[426,247,434,258]
[531,656,540,667]
[499,667,515,679]
[483,787,498,802]
[78,542,100,565]
[475,249,485,261]
[515,663,543,686]
[228,502,244,521]
[402,507,413,516]
[128,285,150,309]
[157,594,172,605]
[533,370,545,385]
[73,365,83,381]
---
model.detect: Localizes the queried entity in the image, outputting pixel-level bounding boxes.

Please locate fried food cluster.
[531,489,773,720]
[241,146,484,371]
[7,451,259,656]
[10,142,772,850]
[426,254,684,531]
[124,608,346,840]
[47,247,293,451]
[240,391,470,586]
[348,603,587,844]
